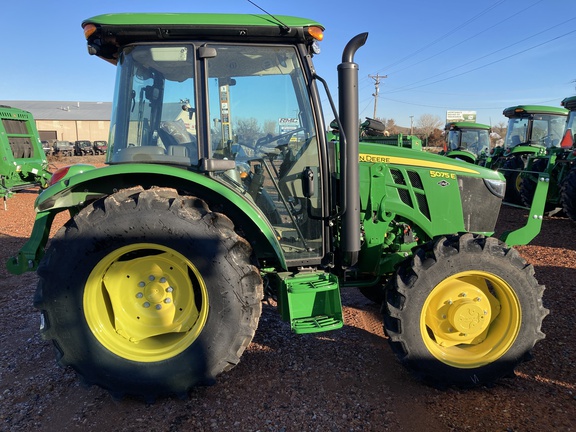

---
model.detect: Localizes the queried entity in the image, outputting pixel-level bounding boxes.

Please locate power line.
[374,0,507,73]
[385,0,545,77]
[385,20,576,94]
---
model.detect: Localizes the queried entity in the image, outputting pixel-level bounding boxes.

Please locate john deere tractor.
[0,105,51,207]
[7,13,549,400]
[519,97,576,213]
[494,105,568,204]
[441,121,491,164]
[559,96,576,221]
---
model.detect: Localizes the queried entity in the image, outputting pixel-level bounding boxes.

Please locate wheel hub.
[102,252,200,342]
[447,299,488,336]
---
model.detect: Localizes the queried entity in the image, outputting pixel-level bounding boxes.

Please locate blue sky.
[1,0,574,128]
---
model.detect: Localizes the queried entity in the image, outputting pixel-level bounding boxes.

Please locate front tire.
[384,233,548,388]
[34,187,263,400]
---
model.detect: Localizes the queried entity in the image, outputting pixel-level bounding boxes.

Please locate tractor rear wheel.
[34,186,263,400]
[520,159,556,211]
[502,156,526,205]
[383,233,548,388]
[561,167,576,222]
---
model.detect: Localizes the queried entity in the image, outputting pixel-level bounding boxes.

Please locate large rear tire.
[520,159,556,212]
[34,187,263,400]
[384,233,548,388]
[502,156,526,205]
[561,167,576,222]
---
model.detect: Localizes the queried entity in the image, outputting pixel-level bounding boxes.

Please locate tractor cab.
[502,105,568,155]
[443,121,490,164]
[86,15,329,265]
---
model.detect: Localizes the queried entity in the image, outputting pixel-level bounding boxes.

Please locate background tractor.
[441,121,491,164]
[8,13,549,400]
[519,97,576,214]
[0,105,51,207]
[492,105,568,205]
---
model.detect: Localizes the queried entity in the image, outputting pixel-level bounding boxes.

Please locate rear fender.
[7,164,286,274]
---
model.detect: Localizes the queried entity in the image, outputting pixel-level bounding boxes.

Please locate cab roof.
[82,13,325,63]
[445,121,490,130]
[561,96,576,111]
[503,105,568,117]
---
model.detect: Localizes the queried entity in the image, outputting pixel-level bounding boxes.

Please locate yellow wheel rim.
[420,270,521,368]
[84,243,209,362]
[515,173,523,193]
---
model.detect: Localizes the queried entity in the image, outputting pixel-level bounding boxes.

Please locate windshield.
[505,114,566,149]
[447,128,489,156]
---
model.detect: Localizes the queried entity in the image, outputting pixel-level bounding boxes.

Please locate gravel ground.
[0,156,574,431]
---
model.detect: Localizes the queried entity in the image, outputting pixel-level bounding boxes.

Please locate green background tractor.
[0,105,51,206]
[519,97,576,214]
[492,105,568,205]
[441,121,491,164]
[7,13,549,400]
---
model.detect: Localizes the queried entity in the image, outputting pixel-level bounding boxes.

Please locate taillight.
[560,128,573,148]
[48,166,72,187]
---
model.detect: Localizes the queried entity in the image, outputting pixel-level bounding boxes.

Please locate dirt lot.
[0,156,575,431]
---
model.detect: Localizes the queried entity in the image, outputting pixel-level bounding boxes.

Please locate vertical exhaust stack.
[338,32,368,268]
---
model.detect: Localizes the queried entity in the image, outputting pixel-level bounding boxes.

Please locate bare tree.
[491,121,507,148]
[236,117,262,144]
[263,120,277,135]
[416,114,443,145]
[385,118,398,135]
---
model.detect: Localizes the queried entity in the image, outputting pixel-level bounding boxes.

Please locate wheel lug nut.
[460,292,467,297]
[136,292,143,299]
[143,302,151,308]
[155,304,162,310]
[138,281,146,288]
[166,287,174,293]
[160,277,167,283]
[474,297,481,302]
[164,298,171,304]
[149,275,155,281]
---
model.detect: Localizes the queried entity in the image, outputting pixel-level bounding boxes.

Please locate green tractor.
[519,97,576,214]
[360,117,422,150]
[8,13,550,399]
[493,105,568,205]
[0,105,52,207]
[329,117,423,150]
[441,121,491,164]
[560,96,576,221]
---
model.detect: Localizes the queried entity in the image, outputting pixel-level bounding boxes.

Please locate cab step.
[274,271,343,334]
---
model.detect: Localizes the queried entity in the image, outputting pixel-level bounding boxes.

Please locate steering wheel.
[254,127,306,154]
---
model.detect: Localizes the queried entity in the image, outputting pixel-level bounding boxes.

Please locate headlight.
[484,178,505,199]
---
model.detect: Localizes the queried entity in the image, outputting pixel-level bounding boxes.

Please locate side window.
[109,45,197,165]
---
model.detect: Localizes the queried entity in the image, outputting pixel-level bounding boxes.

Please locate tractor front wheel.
[384,233,548,388]
[34,187,263,400]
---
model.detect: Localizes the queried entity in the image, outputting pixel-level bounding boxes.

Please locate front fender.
[9,164,286,274]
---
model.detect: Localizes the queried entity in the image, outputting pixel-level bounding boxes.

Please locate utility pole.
[369,73,387,119]
[410,115,414,135]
